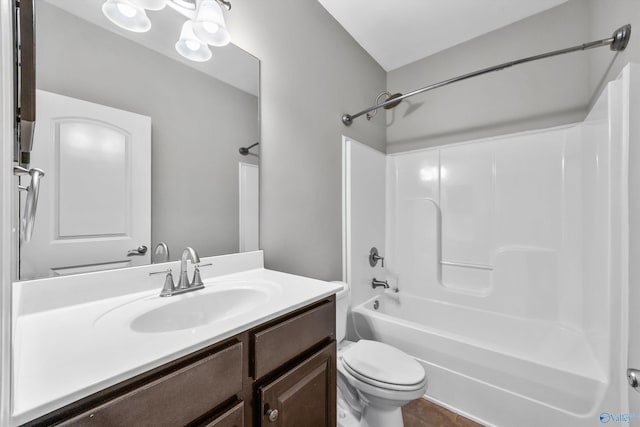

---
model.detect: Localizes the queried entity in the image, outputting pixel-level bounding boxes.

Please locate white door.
[20,90,151,280]
[239,162,259,252]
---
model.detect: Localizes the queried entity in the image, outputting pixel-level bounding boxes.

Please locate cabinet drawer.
[253,300,335,379]
[60,342,243,426]
[203,401,244,427]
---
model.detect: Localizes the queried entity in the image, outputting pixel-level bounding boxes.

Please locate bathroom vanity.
[26,296,336,427]
[12,252,340,427]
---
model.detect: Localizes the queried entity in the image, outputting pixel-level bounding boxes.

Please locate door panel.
[58,120,129,237]
[259,342,336,427]
[20,90,151,280]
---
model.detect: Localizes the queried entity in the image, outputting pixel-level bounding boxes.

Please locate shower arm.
[342,24,632,126]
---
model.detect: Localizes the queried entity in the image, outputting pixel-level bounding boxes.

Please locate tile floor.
[402,399,484,427]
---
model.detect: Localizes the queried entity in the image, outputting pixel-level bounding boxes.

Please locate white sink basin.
[131,287,269,333]
[94,281,280,333]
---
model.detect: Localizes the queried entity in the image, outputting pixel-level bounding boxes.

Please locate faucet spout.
[371,278,389,289]
[178,247,200,289]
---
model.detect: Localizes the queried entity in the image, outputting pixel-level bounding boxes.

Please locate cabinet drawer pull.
[266,408,279,422]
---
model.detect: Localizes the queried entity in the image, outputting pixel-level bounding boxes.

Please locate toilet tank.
[332,281,349,342]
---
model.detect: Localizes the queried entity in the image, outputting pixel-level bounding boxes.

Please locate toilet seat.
[341,340,426,391]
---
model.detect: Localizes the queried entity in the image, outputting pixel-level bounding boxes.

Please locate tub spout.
[371,278,389,289]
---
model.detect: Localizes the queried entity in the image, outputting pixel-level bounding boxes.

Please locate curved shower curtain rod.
[342,24,632,126]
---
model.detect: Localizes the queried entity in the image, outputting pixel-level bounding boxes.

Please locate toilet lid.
[341,340,425,387]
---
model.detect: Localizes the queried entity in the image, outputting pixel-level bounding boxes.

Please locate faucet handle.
[191,263,212,288]
[150,269,175,297]
[192,266,203,287]
[369,247,385,268]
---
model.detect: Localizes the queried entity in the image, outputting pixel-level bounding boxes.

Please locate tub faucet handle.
[369,247,385,268]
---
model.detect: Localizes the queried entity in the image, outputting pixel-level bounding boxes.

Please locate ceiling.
[318,0,569,71]
[43,0,259,96]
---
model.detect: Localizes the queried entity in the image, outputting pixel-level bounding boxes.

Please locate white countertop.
[12,252,341,425]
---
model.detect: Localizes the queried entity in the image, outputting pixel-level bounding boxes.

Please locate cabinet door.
[258,342,336,427]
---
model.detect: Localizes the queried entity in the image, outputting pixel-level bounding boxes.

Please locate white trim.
[341,136,350,284]
[341,136,347,282]
[0,0,14,424]
[238,162,259,253]
[622,63,639,416]
[341,136,385,285]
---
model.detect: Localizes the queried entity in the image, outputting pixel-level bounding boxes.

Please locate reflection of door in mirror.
[19,90,151,280]
[239,163,259,252]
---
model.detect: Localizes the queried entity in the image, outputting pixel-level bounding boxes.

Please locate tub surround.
[12,250,342,425]
[343,65,636,426]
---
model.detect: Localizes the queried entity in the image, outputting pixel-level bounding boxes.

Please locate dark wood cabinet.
[252,301,335,380]
[24,296,336,427]
[258,342,336,427]
[58,343,243,427]
[202,402,244,427]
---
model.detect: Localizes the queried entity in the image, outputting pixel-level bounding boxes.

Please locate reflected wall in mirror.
[18,0,260,281]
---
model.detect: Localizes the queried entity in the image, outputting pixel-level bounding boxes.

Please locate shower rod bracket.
[342,24,632,126]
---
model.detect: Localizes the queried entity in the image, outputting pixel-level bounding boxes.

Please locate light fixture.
[102,0,151,33]
[192,0,230,47]
[175,21,212,62]
[130,0,167,10]
[101,0,232,62]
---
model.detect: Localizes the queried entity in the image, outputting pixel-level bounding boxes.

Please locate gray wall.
[37,3,259,262]
[227,1,387,280]
[386,0,593,153]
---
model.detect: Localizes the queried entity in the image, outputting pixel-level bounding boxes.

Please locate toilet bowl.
[333,282,426,427]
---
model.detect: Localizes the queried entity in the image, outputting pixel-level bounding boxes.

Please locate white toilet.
[334,282,427,427]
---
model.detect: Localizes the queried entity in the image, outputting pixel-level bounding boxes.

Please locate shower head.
[611,24,631,51]
[383,93,403,110]
[239,142,259,156]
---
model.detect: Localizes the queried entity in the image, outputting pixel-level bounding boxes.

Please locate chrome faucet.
[150,247,212,297]
[371,278,389,289]
[177,247,201,290]
[154,242,170,263]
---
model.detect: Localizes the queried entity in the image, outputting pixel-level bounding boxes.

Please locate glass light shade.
[175,21,212,62]
[192,0,231,47]
[130,0,167,10]
[102,0,151,33]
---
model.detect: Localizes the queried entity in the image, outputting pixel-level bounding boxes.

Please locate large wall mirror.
[18,0,260,281]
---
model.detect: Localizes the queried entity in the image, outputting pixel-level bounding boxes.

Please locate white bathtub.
[351,293,610,427]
